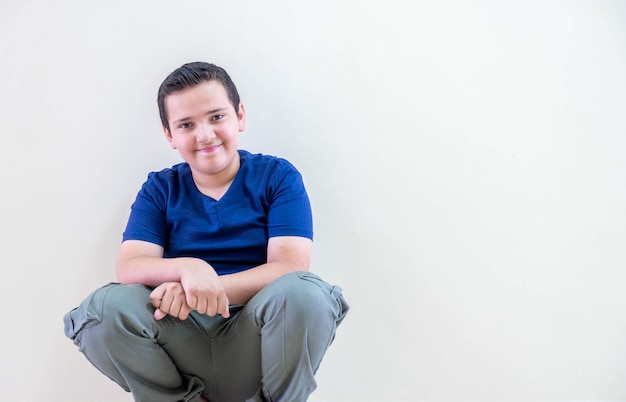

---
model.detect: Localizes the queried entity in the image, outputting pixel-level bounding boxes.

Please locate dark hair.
[157,62,241,131]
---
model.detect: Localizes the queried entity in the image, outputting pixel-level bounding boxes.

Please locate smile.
[198,144,221,153]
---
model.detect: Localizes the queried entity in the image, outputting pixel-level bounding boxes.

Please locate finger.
[154,308,167,320]
[201,293,218,316]
[171,295,185,318]
[150,286,166,309]
[159,287,180,317]
[218,295,230,319]
[179,305,193,320]
[186,292,198,310]
[195,296,208,315]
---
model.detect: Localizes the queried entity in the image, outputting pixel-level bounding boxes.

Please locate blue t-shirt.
[122,150,313,275]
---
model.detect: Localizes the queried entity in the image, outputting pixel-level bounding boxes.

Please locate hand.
[150,282,193,320]
[180,260,230,318]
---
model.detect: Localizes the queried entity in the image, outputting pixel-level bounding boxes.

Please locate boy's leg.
[64,273,349,402]
[214,271,349,402]
[63,283,217,402]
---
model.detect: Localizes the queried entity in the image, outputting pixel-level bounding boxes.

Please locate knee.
[64,284,139,351]
[274,272,346,325]
[100,283,154,321]
[66,283,154,342]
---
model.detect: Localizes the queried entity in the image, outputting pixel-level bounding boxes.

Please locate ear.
[237,103,246,132]
[163,126,177,149]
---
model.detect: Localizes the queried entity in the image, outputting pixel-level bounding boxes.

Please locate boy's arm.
[116,235,312,309]
[116,240,212,287]
[116,240,229,317]
[219,235,312,305]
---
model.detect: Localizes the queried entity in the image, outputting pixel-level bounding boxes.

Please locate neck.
[191,155,240,200]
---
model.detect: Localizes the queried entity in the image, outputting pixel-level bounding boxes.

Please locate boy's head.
[157,62,241,131]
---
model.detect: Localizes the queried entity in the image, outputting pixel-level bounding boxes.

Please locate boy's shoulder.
[142,151,300,190]
[141,162,191,194]
[239,150,298,172]
[148,162,190,180]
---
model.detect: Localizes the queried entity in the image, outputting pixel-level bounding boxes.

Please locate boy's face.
[163,80,246,180]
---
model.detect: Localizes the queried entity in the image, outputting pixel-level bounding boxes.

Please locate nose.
[196,123,216,143]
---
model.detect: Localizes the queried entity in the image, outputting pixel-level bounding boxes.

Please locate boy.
[64,62,349,402]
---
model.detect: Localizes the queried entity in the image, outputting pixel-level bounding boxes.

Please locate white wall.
[1,1,625,401]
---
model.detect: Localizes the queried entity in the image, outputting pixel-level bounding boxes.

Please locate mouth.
[198,144,222,153]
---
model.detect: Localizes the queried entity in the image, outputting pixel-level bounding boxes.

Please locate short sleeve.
[266,160,313,240]
[122,172,169,246]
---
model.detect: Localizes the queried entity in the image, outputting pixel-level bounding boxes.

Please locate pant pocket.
[63,282,119,341]
[334,290,350,325]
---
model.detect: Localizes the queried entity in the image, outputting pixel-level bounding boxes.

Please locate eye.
[178,122,193,129]
[211,114,225,122]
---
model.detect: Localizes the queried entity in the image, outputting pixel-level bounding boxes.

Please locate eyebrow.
[172,107,230,125]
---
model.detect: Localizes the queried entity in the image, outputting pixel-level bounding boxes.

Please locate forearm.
[119,256,303,304]
[220,261,307,305]
[116,237,311,305]
[116,255,200,287]
[221,236,312,304]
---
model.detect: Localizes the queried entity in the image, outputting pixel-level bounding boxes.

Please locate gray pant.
[64,271,349,402]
